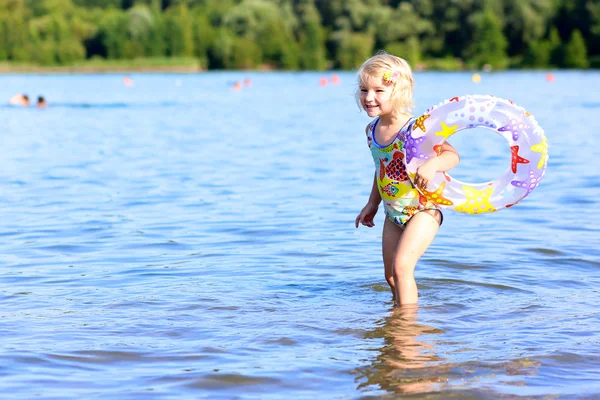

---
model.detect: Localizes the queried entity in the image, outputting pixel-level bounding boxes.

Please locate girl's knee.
[393,257,415,280]
[392,265,414,281]
[393,255,416,276]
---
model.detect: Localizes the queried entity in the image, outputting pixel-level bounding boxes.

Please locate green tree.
[281,40,300,69]
[0,22,7,60]
[192,13,215,68]
[72,0,121,8]
[523,40,553,68]
[548,26,563,67]
[554,0,595,57]
[143,11,166,57]
[335,32,374,69]
[375,2,432,51]
[194,0,237,26]
[589,1,600,67]
[0,0,596,70]
[299,17,326,69]
[385,36,421,66]
[500,0,559,57]
[1,0,31,61]
[98,11,129,58]
[297,1,326,70]
[564,29,589,68]
[464,8,508,69]
[26,15,55,63]
[28,3,92,64]
[56,38,86,63]
[208,27,236,69]
[222,0,297,68]
[229,36,262,69]
[164,4,194,57]
[375,2,429,65]
[412,0,479,58]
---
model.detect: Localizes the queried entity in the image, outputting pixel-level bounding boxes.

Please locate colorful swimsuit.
[366,117,442,227]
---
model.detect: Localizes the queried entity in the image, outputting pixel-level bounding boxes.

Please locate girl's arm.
[414,142,460,189]
[363,122,382,205]
[367,171,382,205]
[355,172,381,228]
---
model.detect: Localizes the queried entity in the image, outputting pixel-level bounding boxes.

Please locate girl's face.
[359,74,394,118]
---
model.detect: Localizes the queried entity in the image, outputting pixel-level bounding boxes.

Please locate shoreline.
[0,62,592,75]
[0,58,204,74]
[0,65,204,74]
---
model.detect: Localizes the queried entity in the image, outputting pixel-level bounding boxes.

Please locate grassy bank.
[0,57,203,74]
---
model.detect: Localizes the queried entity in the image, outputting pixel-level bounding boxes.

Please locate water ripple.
[1,71,599,398]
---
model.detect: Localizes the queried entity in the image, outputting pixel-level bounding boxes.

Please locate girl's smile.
[359,75,394,117]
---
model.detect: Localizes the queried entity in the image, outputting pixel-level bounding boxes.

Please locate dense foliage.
[1,0,598,69]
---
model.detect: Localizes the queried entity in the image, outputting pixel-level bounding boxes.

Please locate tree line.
[0,0,597,70]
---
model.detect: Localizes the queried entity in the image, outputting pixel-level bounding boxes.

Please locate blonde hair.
[355,51,414,115]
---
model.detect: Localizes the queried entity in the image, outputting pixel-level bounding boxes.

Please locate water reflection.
[357,305,548,397]
[358,306,447,395]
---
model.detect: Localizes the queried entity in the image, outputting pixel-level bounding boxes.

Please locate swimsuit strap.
[370,117,379,136]
[404,117,416,133]
[370,116,414,146]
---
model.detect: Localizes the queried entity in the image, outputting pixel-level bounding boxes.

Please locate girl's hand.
[355,202,379,228]
[414,160,437,189]
[414,142,460,190]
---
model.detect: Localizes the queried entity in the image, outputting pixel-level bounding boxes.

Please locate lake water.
[1,70,599,399]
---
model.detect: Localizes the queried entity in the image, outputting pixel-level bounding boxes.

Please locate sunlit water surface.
[1,71,599,399]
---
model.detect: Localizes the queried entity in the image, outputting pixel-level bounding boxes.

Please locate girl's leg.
[382,218,404,298]
[393,210,441,305]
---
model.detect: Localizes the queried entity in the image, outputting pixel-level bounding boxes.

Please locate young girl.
[354,52,460,306]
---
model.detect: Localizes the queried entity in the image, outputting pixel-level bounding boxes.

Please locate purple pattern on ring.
[404,132,429,164]
[498,115,532,142]
[510,169,542,198]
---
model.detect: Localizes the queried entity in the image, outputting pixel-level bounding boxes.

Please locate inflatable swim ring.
[403,94,548,214]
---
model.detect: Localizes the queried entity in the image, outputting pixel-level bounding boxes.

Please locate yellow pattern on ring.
[454,186,497,214]
[530,136,548,169]
[420,181,454,206]
[413,114,430,132]
[435,122,458,140]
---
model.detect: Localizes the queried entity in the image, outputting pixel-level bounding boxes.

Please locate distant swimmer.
[8,93,30,106]
[37,96,48,108]
[124,76,133,87]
